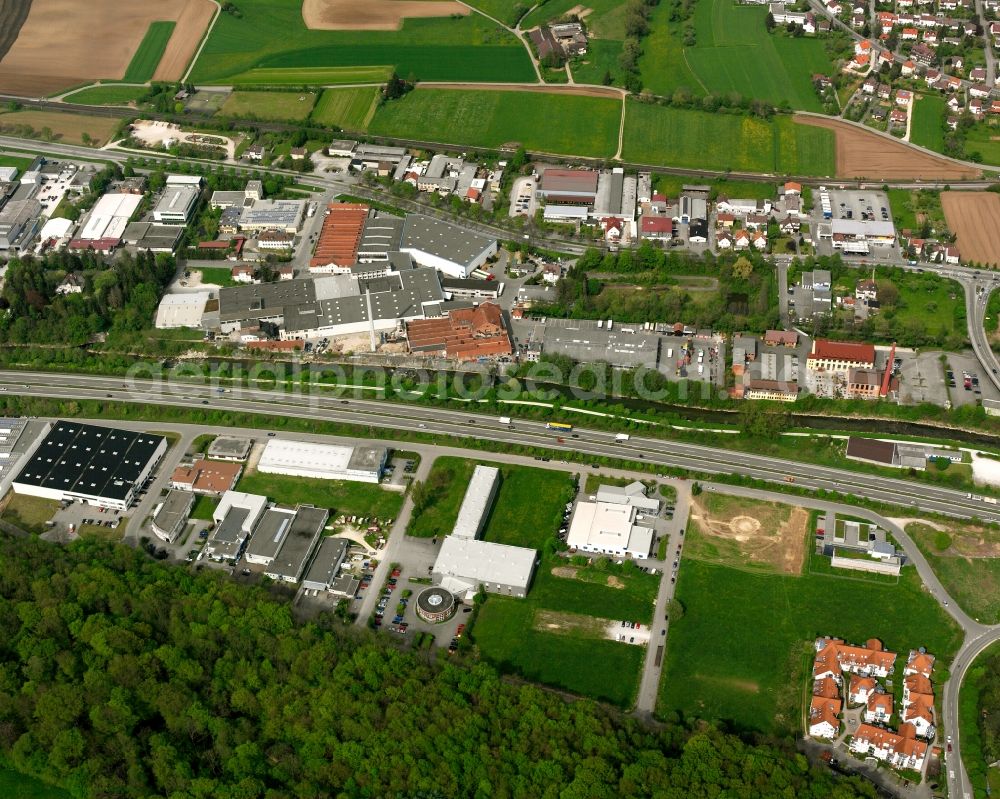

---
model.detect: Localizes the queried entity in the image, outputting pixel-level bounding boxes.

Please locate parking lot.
[828,189,892,225]
[944,351,1000,408]
[508,176,537,218]
[896,350,950,407]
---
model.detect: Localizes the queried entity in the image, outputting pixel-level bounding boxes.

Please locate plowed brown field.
[942,191,1000,266]
[302,0,467,31]
[796,115,980,180]
[0,0,213,96]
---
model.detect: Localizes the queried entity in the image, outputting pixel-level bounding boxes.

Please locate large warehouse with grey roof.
[399,215,497,278]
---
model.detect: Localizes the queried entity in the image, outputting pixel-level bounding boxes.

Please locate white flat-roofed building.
[78,193,142,242]
[166,174,204,187]
[301,536,349,592]
[204,491,268,562]
[543,205,590,222]
[238,199,306,234]
[154,185,199,224]
[257,439,388,483]
[155,292,209,329]
[453,465,500,539]
[566,481,658,559]
[830,219,896,246]
[432,536,538,599]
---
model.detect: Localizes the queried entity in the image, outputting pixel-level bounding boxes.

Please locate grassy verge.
[960,641,1000,798]
[1,494,59,534]
[62,86,150,106]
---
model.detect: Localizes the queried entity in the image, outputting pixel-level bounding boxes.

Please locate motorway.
[4,368,1000,522]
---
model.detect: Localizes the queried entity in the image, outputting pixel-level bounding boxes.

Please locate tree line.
[0,535,882,798]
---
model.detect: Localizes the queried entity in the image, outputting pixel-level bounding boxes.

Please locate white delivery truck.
[499,416,511,425]
[615,433,630,442]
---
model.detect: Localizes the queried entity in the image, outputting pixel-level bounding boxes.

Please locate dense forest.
[0,250,176,347]
[532,246,780,334]
[0,536,881,798]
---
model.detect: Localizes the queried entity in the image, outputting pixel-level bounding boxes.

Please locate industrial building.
[122,221,183,253]
[301,536,350,592]
[153,185,199,224]
[206,436,253,461]
[441,277,501,301]
[566,482,659,559]
[432,536,538,599]
[204,491,268,562]
[356,214,405,263]
[538,168,599,205]
[0,199,43,253]
[398,215,497,278]
[452,465,501,538]
[310,203,369,272]
[169,458,243,495]
[71,192,142,250]
[257,439,388,483]
[151,490,195,543]
[262,505,328,583]
[12,421,167,511]
[405,303,512,361]
[155,292,210,329]
[238,199,306,234]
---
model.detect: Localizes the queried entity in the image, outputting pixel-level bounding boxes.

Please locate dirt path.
[795,114,981,180]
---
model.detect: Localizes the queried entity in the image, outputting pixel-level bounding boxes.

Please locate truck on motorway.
[615,433,630,442]
[985,497,998,505]
[499,416,511,425]
[546,422,573,431]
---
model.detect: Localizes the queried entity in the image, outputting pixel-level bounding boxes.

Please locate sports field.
[219,90,318,121]
[62,85,150,106]
[312,87,382,131]
[189,0,534,84]
[911,94,946,153]
[123,21,177,82]
[658,558,961,734]
[369,88,620,157]
[639,0,834,112]
[622,101,835,175]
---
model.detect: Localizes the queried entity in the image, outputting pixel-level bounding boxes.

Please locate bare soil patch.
[942,191,1000,267]
[302,0,467,31]
[534,608,610,637]
[551,565,578,579]
[0,0,32,66]
[0,109,120,145]
[419,81,623,99]
[690,495,808,574]
[795,115,980,180]
[154,0,216,81]
[0,0,213,96]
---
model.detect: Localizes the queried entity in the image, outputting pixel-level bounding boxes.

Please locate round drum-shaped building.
[416,586,457,622]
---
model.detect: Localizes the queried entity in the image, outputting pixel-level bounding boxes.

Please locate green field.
[312,87,382,131]
[910,523,1000,625]
[190,494,218,522]
[0,769,69,799]
[622,101,835,175]
[62,85,150,106]
[236,472,403,519]
[474,597,646,706]
[370,89,620,157]
[193,266,238,287]
[911,94,946,152]
[1,494,59,534]
[482,466,575,549]
[189,0,533,84]
[639,0,834,112]
[469,0,531,25]
[227,66,393,85]
[0,154,34,170]
[123,21,176,83]
[963,123,1000,167]
[219,90,318,121]
[406,457,476,538]
[658,558,962,734]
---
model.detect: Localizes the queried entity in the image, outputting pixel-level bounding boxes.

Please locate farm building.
[256,439,388,483]
[12,421,167,511]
